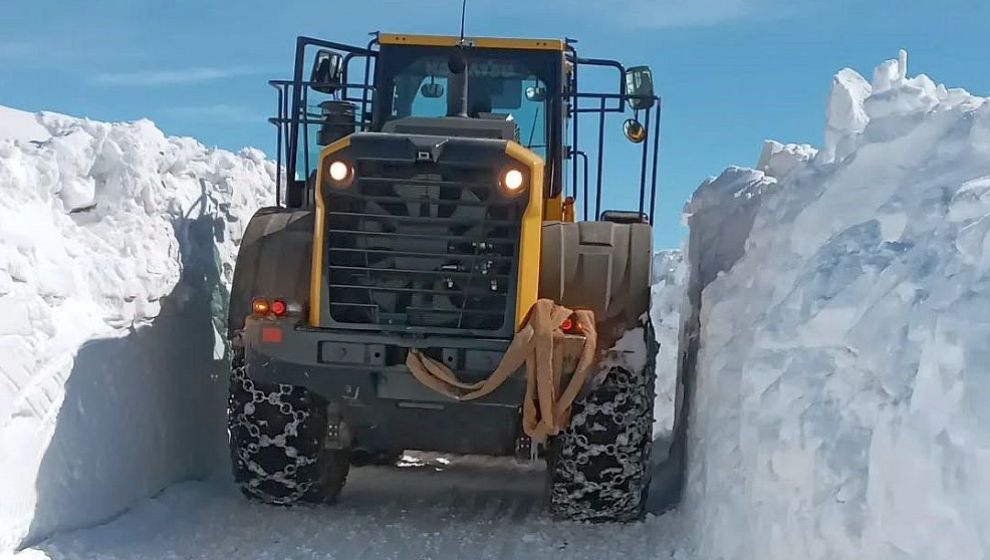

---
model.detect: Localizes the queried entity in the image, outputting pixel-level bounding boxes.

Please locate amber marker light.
[252,298,270,317]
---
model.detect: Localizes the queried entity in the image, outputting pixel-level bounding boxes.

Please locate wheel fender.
[227,207,314,337]
[538,221,652,342]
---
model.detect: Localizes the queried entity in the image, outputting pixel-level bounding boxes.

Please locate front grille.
[324,161,524,335]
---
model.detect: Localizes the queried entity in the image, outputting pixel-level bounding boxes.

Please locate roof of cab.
[378,33,565,51]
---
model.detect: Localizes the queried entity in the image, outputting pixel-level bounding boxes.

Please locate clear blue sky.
[2,0,988,248]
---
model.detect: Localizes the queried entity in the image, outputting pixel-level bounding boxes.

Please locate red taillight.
[560,315,584,334]
[271,299,287,317]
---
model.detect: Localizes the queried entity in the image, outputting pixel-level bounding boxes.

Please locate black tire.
[546,322,657,522]
[228,350,350,505]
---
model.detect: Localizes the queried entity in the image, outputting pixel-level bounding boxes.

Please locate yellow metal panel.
[308,136,352,327]
[545,195,563,221]
[474,37,564,51]
[379,33,564,51]
[505,142,546,331]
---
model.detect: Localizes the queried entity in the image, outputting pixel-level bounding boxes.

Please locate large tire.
[228,350,350,504]
[546,322,656,522]
[541,220,656,522]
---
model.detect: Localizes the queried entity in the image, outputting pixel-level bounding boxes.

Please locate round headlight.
[502,169,525,193]
[328,160,351,182]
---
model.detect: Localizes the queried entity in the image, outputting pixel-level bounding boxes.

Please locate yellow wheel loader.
[226,32,671,522]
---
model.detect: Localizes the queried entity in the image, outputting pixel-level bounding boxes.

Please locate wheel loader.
[227,32,670,522]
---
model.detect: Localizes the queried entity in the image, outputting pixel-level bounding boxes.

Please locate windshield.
[377,47,558,156]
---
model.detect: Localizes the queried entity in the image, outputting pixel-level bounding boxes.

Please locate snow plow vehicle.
[227,32,667,522]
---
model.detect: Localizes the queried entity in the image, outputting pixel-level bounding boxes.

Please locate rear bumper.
[237,317,526,455]
[239,316,525,407]
[236,316,586,456]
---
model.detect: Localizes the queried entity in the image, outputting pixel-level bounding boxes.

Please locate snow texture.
[651,250,684,440]
[0,107,274,551]
[13,455,690,560]
[683,51,990,560]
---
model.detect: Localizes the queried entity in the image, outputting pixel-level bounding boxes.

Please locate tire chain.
[228,357,323,505]
[549,327,657,522]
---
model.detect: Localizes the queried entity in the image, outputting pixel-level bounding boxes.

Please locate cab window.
[377,47,559,158]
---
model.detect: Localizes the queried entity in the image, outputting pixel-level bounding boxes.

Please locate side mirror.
[310,49,344,94]
[421,82,445,98]
[623,118,647,144]
[625,66,656,111]
[525,86,548,102]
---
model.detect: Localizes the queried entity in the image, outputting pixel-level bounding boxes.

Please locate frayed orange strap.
[405,299,597,442]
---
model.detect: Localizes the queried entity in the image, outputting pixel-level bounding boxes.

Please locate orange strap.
[405,299,597,442]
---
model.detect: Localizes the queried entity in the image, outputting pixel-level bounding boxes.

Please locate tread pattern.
[228,351,349,504]
[547,324,657,522]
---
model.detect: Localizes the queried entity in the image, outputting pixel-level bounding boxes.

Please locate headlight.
[326,160,354,187]
[501,168,526,195]
[328,161,349,181]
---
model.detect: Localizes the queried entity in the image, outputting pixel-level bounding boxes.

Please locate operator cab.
[272,32,658,222]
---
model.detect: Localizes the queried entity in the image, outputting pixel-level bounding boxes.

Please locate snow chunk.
[757,140,818,180]
[0,106,52,143]
[685,166,776,219]
[823,68,872,162]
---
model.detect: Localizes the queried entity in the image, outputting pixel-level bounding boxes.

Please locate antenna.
[459,0,468,42]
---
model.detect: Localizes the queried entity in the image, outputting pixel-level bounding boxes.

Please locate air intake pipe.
[446,51,469,118]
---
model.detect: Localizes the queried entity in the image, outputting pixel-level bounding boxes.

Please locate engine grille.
[324,161,525,336]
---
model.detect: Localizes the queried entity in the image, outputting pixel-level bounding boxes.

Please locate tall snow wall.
[681,53,990,559]
[0,110,273,551]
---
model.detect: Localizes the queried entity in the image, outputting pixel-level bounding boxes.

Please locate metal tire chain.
[548,324,658,522]
[228,352,328,505]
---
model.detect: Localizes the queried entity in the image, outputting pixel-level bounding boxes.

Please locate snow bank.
[651,250,685,441]
[683,52,990,559]
[0,107,273,551]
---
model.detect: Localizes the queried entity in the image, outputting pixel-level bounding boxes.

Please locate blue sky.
[2,0,989,249]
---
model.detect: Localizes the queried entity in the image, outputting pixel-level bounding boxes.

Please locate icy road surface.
[16,454,688,560]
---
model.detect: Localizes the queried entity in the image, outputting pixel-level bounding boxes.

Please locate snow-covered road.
[16,454,687,560]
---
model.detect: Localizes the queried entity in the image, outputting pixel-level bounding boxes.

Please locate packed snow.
[0,108,273,551]
[682,51,990,560]
[13,454,689,560]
